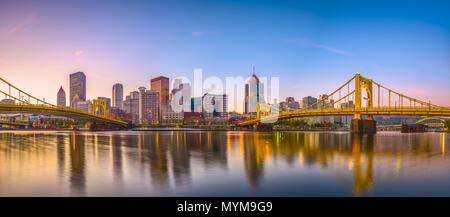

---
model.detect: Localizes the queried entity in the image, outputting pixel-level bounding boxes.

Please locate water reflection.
[351,134,374,196]
[170,132,191,186]
[0,131,448,196]
[69,132,86,195]
[111,135,123,186]
[56,135,65,183]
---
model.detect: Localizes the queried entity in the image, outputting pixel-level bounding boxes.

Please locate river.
[0,130,449,196]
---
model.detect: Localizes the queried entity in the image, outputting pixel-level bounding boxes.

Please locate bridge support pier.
[350,119,377,134]
[253,124,273,132]
[89,122,107,131]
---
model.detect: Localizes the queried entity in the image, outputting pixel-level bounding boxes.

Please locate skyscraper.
[171,82,191,112]
[124,91,139,122]
[57,86,66,107]
[112,83,123,109]
[69,71,86,108]
[138,87,160,123]
[300,96,318,109]
[151,76,169,121]
[318,94,335,123]
[244,66,264,114]
[202,93,228,119]
[191,97,202,112]
[150,76,169,105]
[279,97,300,111]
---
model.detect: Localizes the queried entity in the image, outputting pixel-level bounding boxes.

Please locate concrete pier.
[350,119,377,134]
[401,124,426,133]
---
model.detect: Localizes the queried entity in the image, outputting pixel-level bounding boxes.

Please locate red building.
[184,112,201,120]
[150,76,169,105]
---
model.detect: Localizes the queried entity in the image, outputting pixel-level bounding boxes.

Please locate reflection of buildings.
[242,134,267,190]
[234,132,376,195]
[170,132,191,185]
[148,133,170,188]
[56,135,65,184]
[351,134,374,196]
[188,132,228,169]
[69,133,86,195]
[0,130,445,196]
[111,135,123,185]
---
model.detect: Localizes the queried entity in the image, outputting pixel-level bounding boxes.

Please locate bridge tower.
[93,99,107,117]
[256,101,260,125]
[351,73,376,133]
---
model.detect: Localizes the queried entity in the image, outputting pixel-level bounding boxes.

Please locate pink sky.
[0,3,449,110]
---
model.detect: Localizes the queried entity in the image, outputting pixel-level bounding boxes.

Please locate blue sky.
[0,0,449,109]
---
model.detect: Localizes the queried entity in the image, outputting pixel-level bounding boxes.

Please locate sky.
[0,0,449,112]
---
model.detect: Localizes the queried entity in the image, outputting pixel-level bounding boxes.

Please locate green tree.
[444,119,450,130]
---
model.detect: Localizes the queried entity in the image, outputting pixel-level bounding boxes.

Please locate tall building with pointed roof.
[244,66,264,114]
[57,86,66,107]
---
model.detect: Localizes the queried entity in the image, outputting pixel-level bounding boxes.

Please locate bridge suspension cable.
[238,73,450,126]
[0,76,127,126]
[0,77,56,107]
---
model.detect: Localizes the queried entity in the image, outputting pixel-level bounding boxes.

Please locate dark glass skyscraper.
[69,71,86,108]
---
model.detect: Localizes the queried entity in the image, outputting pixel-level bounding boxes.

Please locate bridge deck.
[238,107,450,126]
[0,103,128,126]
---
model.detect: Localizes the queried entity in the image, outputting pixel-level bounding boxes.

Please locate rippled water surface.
[0,130,449,196]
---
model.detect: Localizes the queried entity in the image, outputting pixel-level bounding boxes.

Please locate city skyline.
[0,0,449,202]
[0,0,449,110]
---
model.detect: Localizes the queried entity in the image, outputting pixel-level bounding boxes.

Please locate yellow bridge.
[378,117,446,129]
[238,73,450,128]
[0,77,127,126]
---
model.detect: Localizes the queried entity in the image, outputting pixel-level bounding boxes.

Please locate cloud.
[191,31,215,37]
[74,50,84,56]
[3,12,37,34]
[287,38,351,55]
